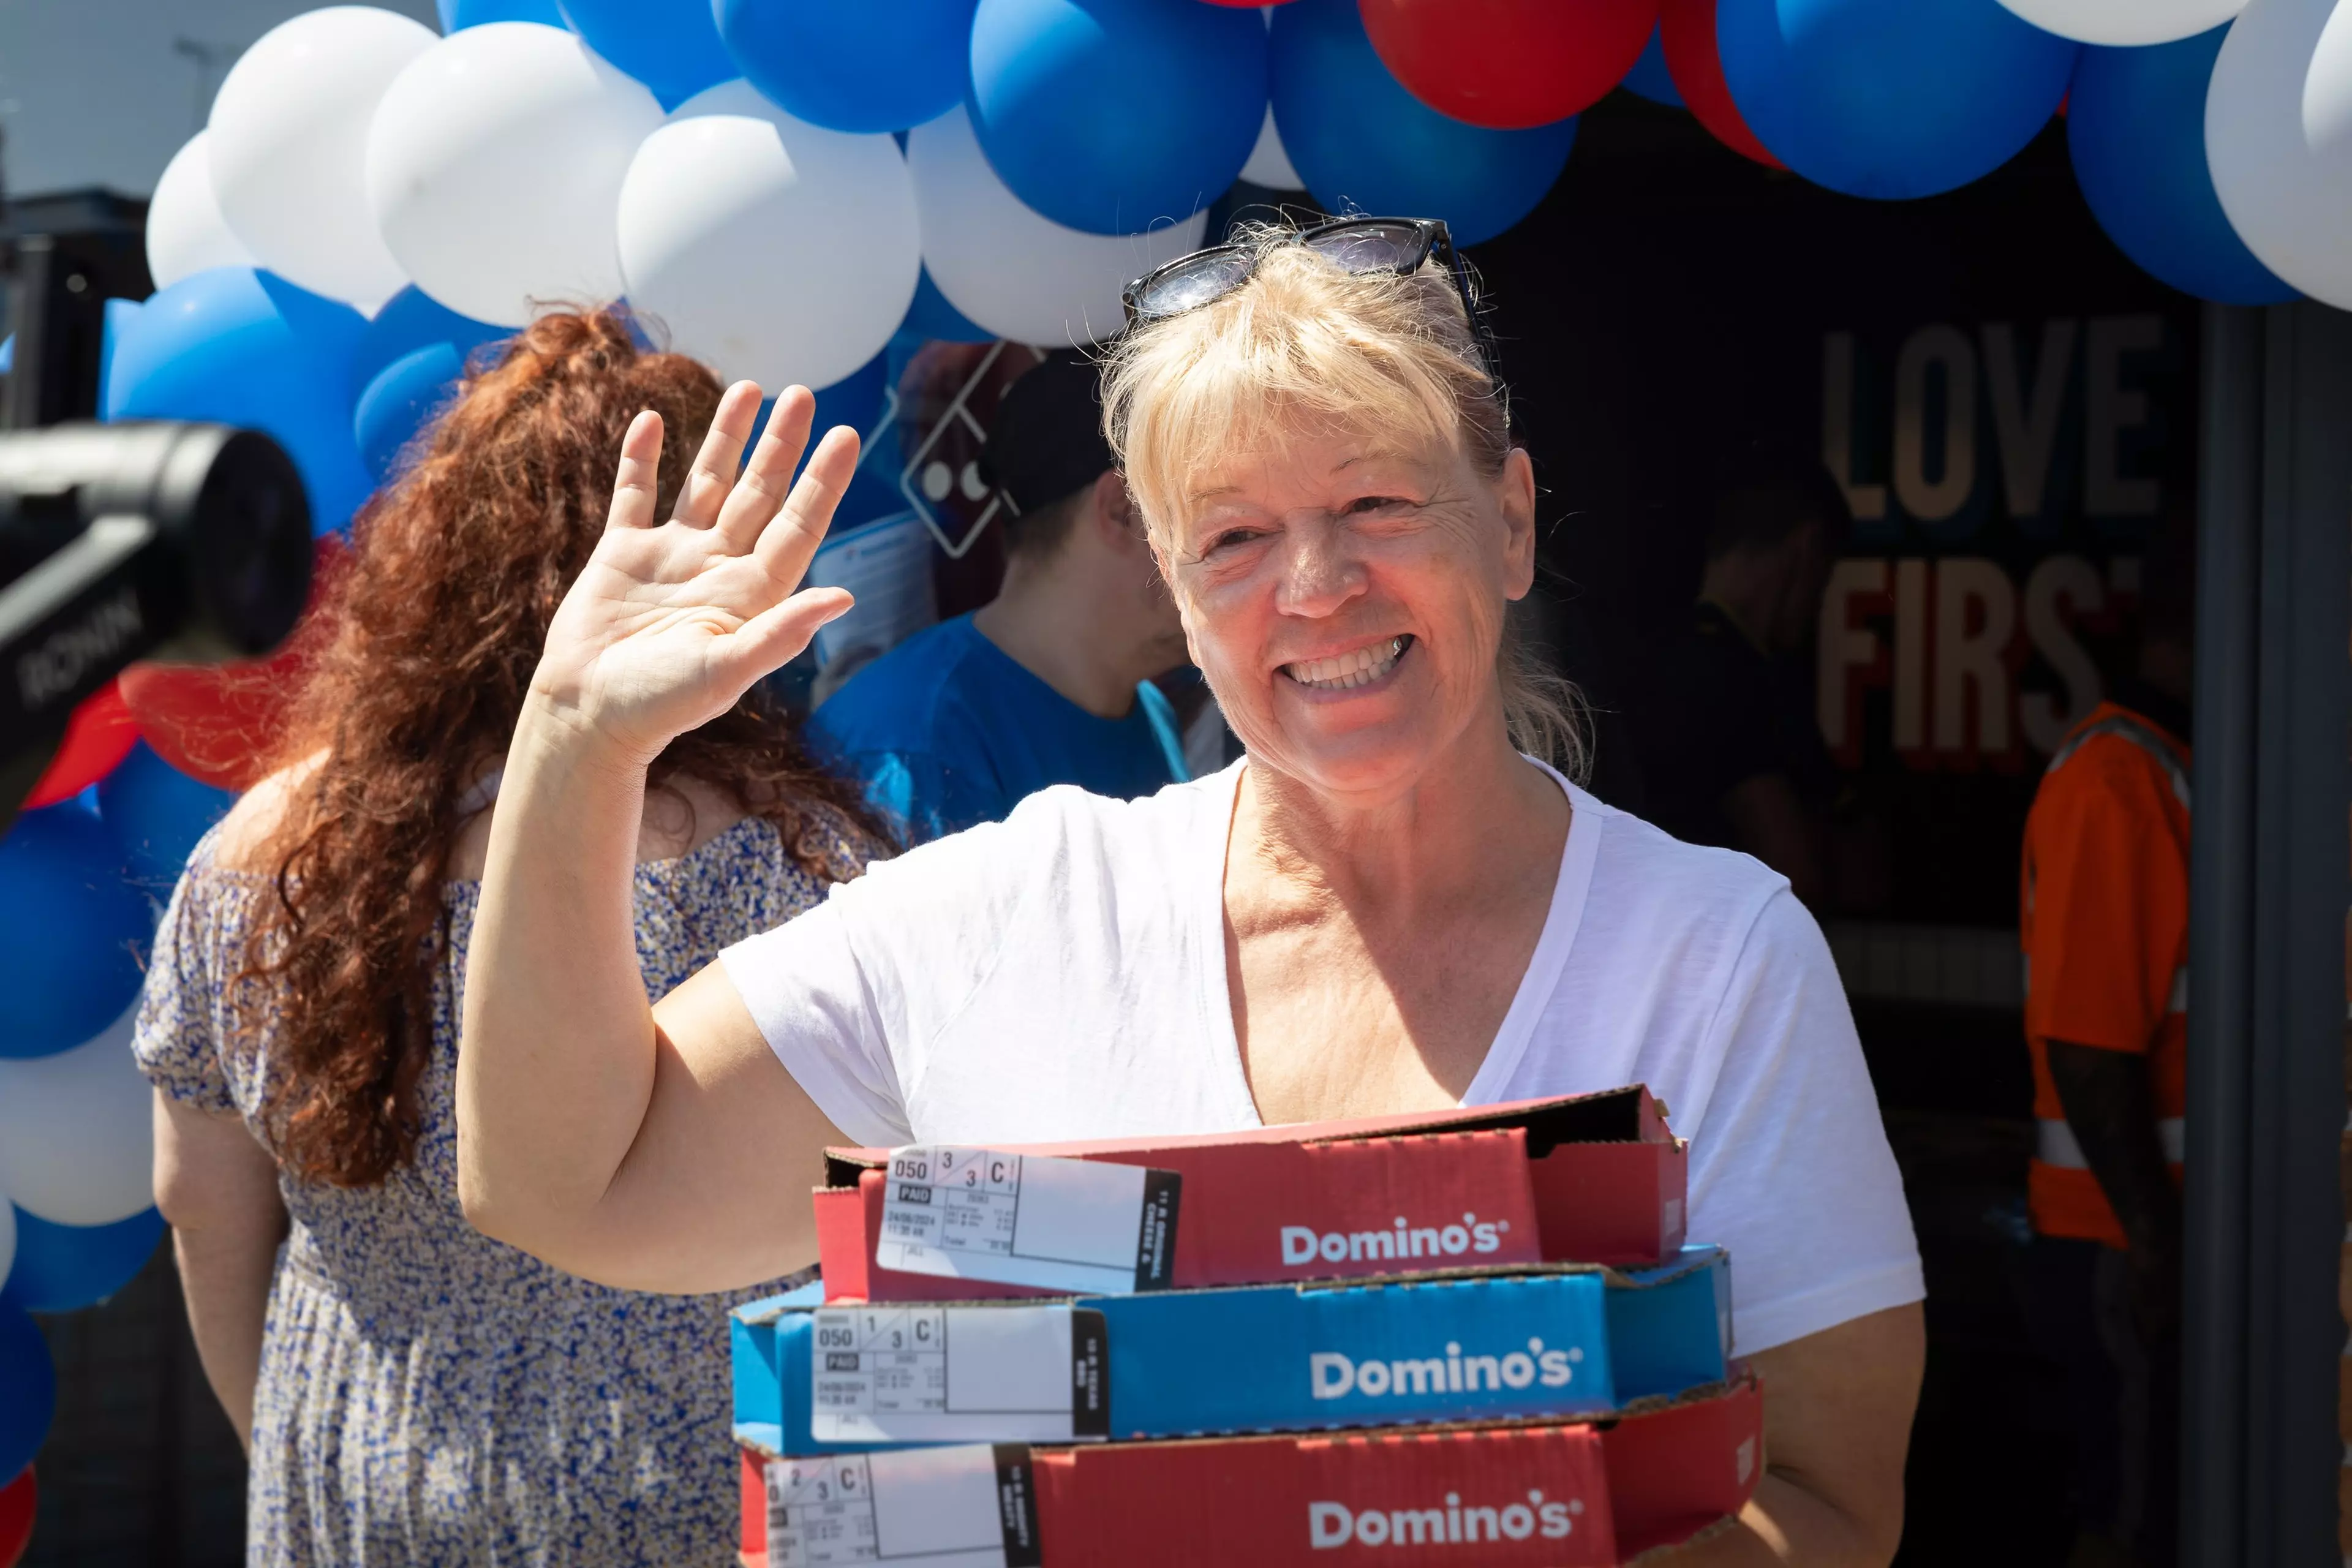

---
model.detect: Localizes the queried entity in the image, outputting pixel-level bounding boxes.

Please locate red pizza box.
[815,1085,1689,1303]
[736,1374,1760,1567]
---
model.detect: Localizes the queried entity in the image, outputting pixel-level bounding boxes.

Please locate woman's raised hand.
[531,381,858,766]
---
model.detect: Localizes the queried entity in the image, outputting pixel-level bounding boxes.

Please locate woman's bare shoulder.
[643,772,756,861]
[206,754,326,876]
[441,768,760,881]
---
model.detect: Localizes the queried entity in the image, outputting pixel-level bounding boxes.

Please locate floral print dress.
[134,817,858,1567]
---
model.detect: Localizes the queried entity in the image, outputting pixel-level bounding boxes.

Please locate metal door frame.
[2183,300,2351,1566]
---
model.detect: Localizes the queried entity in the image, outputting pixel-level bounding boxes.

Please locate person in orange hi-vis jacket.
[2019,511,2192,1568]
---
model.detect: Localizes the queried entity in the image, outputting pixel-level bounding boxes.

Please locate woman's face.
[1158,418,1537,801]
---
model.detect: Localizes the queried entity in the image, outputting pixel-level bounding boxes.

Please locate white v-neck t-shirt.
[721,759,1923,1355]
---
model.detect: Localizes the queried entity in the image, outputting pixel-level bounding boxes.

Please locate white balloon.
[0,1000,155,1228]
[147,133,258,291]
[2209,0,2352,309]
[908,105,1207,348]
[1240,106,1303,190]
[368,23,665,329]
[1996,0,2248,45]
[208,6,435,310]
[619,82,920,391]
[0,1199,15,1298]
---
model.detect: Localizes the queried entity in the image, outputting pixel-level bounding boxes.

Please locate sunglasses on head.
[1120,216,1502,382]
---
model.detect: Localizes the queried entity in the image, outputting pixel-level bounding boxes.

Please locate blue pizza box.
[729,1246,1730,1456]
[730,1277,827,1457]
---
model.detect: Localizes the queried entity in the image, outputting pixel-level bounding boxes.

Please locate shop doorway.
[1478,99,2199,1565]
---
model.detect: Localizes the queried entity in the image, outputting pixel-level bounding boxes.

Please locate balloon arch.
[3,0,2350,1551]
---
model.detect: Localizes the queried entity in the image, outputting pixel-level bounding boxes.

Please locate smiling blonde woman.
[457,219,1926,1566]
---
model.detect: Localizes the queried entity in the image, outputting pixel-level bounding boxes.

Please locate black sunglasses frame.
[1120,216,1504,385]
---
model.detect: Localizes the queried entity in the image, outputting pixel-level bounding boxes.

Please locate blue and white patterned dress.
[134,816,862,1567]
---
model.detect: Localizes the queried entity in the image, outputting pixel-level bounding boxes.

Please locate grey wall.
[0,0,437,200]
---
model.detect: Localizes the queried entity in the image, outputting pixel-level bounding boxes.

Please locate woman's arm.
[152,1091,287,1452]
[1673,1304,1925,1566]
[458,382,862,1293]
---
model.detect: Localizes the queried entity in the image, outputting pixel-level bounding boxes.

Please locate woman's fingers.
[604,412,666,532]
[722,586,856,686]
[673,382,766,529]
[714,386,816,554]
[752,424,862,586]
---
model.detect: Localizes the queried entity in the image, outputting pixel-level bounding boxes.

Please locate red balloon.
[22,682,138,809]
[119,660,296,792]
[0,1465,33,1568]
[1360,0,1657,130]
[119,536,347,793]
[1659,0,1781,168]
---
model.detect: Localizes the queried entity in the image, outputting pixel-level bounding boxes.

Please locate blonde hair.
[1099,222,1586,777]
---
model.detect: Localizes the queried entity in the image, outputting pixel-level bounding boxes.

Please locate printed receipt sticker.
[809,1146,1169,1446]
[877,1145,1181,1295]
[809,1301,1109,1444]
[764,1445,1042,1568]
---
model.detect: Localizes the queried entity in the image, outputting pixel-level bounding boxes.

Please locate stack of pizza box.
[728,1087,1760,1567]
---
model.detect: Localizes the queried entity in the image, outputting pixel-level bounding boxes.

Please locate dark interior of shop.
[1479,94,2190,1564]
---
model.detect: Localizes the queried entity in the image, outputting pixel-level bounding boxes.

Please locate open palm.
[535,382,859,764]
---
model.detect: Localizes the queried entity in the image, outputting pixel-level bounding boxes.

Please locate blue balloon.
[0,334,10,374]
[0,1208,164,1314]
[969,0,1267,236]
[439,0,565,27]
[715,0,978,134]
[1621,23,1684,107]
[355,344,466,484]
[101,298,140,407]
[0,1302,51,1484]
[812,353,889,442]
[748,351,891,466]
[1270,0,1577,247]
[557,0,734,108]
[2068,29,2297,307]
[97,741,239,898]
[901,267,994,345]
[345,289,505,486]
[1717,0,2076,200]
[748,353,905,531]
[106,267,372,537]
[0,804,149,1060]
[350,285,509,404]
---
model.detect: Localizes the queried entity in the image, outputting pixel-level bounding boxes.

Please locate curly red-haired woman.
[132,309,883,1566]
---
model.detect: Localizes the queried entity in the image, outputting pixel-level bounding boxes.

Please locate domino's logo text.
[1281,1213,1507,1268]
[1309,1338,1581,1400]
[1309,1489,1583,1548]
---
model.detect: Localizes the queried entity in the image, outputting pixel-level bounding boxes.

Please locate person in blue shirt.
[807,352,1194,839]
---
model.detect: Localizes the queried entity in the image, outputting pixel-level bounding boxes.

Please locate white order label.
[764,1445,1041,1568]
[874,1145,1180,1295]
[810,1303,1109,1444]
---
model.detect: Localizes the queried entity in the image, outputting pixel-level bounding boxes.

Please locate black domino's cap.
[979,350,1116,514]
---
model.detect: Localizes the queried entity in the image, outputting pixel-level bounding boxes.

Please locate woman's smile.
[1281,633,1415,693]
